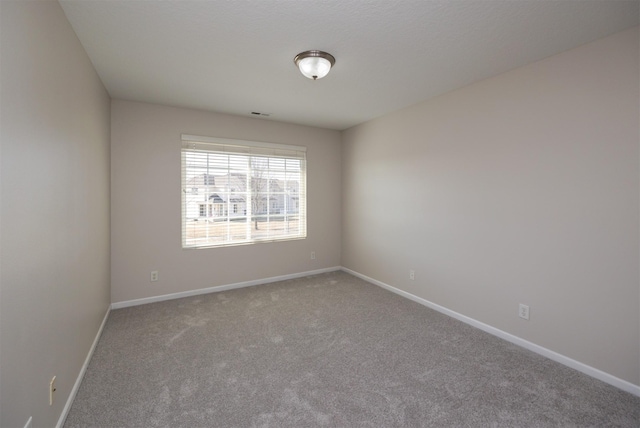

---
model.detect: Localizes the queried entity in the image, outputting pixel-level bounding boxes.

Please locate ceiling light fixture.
[294,50,336,80]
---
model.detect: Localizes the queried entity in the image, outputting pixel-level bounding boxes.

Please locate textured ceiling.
[59,1,638,130]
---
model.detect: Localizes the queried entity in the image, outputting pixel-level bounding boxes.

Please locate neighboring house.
[184,173,300,221]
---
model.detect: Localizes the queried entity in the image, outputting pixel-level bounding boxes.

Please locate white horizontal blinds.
[181,135,307,248]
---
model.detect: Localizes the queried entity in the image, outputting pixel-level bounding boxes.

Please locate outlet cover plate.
[49,376,56,405]
[519,304,530,320]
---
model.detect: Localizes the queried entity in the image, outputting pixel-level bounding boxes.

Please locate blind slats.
[181,135,307,249]
[182,134,306,159]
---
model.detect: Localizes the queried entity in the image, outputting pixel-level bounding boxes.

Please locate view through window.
[181,135,307,248]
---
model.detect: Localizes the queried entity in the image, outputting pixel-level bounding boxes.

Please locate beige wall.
[110,100,341,303]
[0,1,111,427]
[342,27,640,385]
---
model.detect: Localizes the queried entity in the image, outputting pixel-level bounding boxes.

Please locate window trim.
[181,134,307,249]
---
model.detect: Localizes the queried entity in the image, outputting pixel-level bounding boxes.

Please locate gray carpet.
[65,271,640,427]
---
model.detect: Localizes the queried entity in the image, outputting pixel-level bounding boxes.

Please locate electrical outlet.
[409,270,415,280]
[519,304,530,320]
[310,251,316,260]
[49,376,56,406]
[151,271,159,282]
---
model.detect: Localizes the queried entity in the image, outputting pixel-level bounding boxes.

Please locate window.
[181,135,307,248]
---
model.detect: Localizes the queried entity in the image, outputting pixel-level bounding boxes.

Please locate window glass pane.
[182,137,306,248]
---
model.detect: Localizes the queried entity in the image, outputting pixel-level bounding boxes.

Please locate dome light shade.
[294,50,336,80]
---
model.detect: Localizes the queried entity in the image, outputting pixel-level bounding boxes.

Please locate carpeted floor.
[64,271,640,427]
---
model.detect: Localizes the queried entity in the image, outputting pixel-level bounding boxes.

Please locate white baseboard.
[63,267,640,409]
[111,266,342,309]
[56,306,111,428]
[341,267,640,398]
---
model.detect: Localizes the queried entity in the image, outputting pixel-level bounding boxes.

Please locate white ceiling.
[59,1,638,131]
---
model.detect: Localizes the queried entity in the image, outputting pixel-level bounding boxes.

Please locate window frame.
[181,134,307,249]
